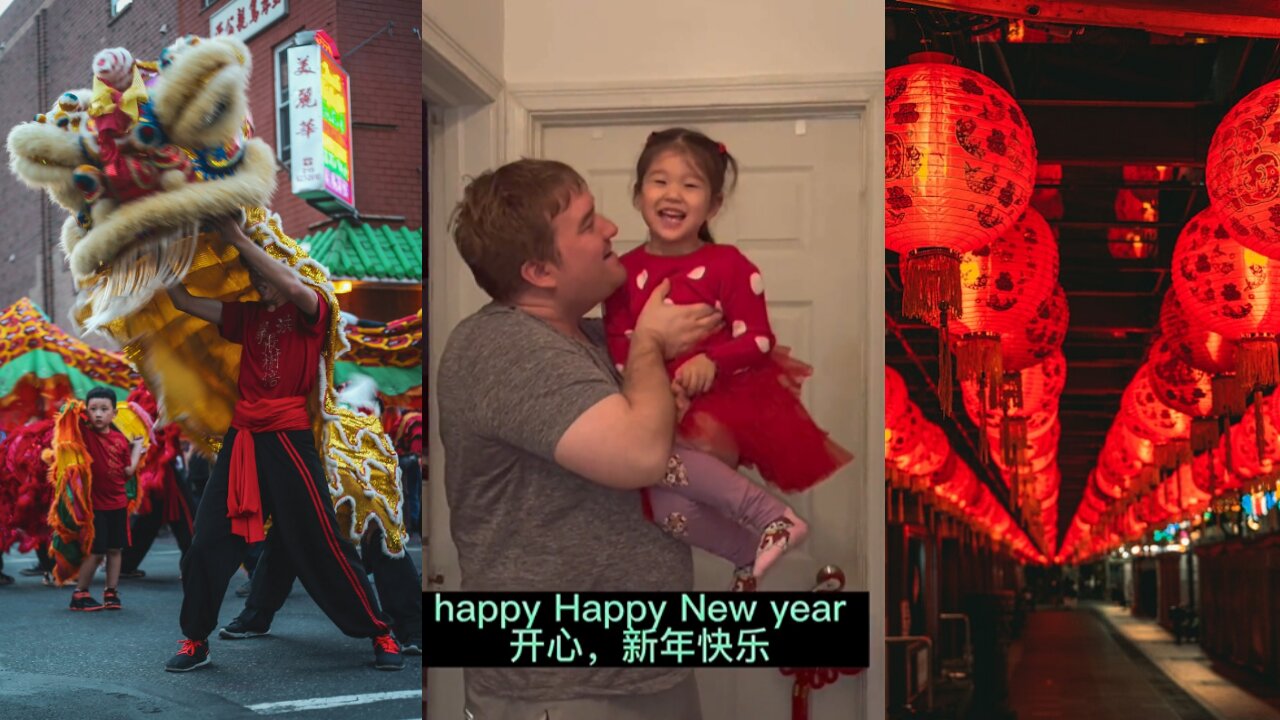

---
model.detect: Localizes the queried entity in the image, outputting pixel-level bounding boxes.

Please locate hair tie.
[717,142,727,155]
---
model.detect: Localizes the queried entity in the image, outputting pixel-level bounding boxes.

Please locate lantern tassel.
[1211,373,1246,418]
[1002,416,1027,469]
[977,374,990,464]
[1254,389,1268,461]
[1165,439,1191,470]
[1237,336,1279,392]
[1140,465,1158,495]
[957,333,1003,407]
[901,247,961,323]
[1002,371,1023,414]
[1221,419,1232,495]
[938,304,953,418]
[1191,418,1220,454]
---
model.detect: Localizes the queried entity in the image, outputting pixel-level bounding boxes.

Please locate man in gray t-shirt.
[438,159,722,716]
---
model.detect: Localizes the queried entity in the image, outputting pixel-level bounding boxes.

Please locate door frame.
[427,62,886,717]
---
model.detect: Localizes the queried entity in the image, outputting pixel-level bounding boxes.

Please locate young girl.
[604,127,853,590]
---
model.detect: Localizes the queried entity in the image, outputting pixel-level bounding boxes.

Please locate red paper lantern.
[989,420,1059,468]
[1189,450,1218,496]
[886,52,1037,323]
[1147,332,1219,452]
[1100,424,1155,489]
[1093,466,1127,500]
[1003,283,1069,373]
[1171,206,1280,393]
[942,208,1057,394]
[1206,78,1280,258]
[1121,364,1192,471]
[1158,289,1243,417]
[1229,400,1279,480]
[886,366,909,422]
[1147,333,1213,419]
[962,350,1064,430]
[886,402,924,464]
[1077,482,1109,523]
[897,420,950,478]
[1123,365,1192,442]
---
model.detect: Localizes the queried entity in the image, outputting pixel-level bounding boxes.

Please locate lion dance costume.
[6,36,407,585]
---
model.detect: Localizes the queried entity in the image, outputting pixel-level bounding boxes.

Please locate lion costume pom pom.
[6,36,408,557]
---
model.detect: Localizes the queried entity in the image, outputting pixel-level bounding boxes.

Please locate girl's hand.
[672,379,691,423]
[674,354,717,396]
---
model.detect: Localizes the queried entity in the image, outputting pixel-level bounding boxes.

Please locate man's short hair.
[449,159,586,302]
[85,387,116,405]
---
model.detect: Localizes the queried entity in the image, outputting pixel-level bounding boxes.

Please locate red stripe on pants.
[277,432,387,634]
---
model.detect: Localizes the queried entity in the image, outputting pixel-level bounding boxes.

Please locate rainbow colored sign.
[288,30,355,213]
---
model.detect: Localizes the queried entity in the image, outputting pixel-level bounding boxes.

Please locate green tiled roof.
[299,222,422,282]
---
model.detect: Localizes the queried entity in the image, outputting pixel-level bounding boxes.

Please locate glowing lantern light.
[1206,78,1280,259]
[1171,206,1280,399]
[886,51,1037,332]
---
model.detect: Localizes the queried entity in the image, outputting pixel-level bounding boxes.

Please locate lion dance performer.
[7,36,407,672]
[219,374,422,655]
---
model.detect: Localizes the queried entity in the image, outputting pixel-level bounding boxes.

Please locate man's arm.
[219,216,319,318]
[553,279,721,490]
[553,330,676,489]
[166,284,222,326]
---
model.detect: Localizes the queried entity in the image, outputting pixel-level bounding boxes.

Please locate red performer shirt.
[83,424,131,512]
[604,243,776,381]
[221,289,330,400]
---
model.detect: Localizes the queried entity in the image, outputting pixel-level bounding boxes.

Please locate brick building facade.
[180,0,422,322]
[0,0,176,342]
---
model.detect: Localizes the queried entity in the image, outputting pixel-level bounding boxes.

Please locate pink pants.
[643,444,790,568]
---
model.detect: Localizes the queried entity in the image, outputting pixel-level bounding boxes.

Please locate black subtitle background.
[424,592,870,668]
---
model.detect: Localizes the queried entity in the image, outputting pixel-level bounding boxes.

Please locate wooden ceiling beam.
[902,0,1280,39]
[1023,104,1218,165]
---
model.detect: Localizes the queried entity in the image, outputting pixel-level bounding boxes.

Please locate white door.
[428,115,877,718]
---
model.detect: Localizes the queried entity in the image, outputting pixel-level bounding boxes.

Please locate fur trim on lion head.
[6,35,275,332]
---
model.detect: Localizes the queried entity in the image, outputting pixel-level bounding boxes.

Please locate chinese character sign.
[319,49,354,209]
[287,45,324,195]
[210,0,288,43]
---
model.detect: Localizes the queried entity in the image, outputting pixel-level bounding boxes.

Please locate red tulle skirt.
[678,347,853,493]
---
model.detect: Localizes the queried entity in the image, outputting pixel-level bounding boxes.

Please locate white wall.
[424,0,505,82]
[504,0,879,85]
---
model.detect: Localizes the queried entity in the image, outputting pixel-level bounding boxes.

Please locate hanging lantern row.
[886,366,1050,564]
[1060,389,1280,563]
[886,52,1042,418]
[1061,71,1280,562]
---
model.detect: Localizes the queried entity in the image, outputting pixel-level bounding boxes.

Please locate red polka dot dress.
[604,243,853,492]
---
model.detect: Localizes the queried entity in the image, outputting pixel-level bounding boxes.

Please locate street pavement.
[0,533,423,719]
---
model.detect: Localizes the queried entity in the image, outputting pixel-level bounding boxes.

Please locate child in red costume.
[69,387,144,611]
[604,128,853,589]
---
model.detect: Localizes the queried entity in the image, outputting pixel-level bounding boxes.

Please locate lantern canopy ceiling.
[886,3,1280,546]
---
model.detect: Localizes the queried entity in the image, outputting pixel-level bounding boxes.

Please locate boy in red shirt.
[163,215,402,673]
[70,386,143,611]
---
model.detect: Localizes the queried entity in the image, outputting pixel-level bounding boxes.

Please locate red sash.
[227,397,311,542]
